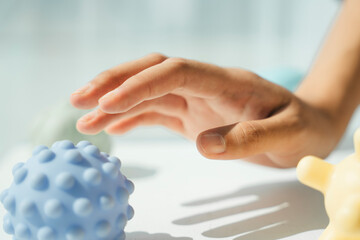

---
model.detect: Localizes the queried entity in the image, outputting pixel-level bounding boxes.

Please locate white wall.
[0,0,342,156]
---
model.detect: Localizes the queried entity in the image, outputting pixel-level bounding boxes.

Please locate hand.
[70,53,339,168]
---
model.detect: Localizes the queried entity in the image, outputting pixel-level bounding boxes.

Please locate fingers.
[196,114,299,167]
[105,112,184,135]
[76,94,187,134]
[98,58,229,114]
[76,108,114,135]
[70,53,168,109]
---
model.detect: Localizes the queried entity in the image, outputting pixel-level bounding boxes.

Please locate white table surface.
[0,140,351,240]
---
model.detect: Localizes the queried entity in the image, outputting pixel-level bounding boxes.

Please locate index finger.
[98,58,229,113]
[70,53,168,109]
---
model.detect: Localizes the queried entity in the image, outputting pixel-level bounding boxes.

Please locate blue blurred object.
[257,67,304,91]
[0,140,134,240]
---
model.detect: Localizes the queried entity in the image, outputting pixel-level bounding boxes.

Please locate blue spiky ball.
[0,140,134,240]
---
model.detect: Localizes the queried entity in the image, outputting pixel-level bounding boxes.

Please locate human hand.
[70,53,339,168]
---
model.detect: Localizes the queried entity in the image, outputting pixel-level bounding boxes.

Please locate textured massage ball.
[1,140,134,240]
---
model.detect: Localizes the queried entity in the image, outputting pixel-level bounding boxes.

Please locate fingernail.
[199,133,226,154]
[73,84,91,95]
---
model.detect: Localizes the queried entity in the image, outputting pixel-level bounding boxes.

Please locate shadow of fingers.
[202,205,287,238]
[233,222,288,240]
[173,198,276,225]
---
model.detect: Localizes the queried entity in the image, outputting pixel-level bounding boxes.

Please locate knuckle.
[174,98,188,114]
[177,98,188,112]
[167,118,183,131]
[95,70,116,83]
[165,95,187,112]
[164,57,188,70]
[236,122,264,148]
[164,57,189,88]
[283,100,307,132]
[147,52,168,62]
[131,72,147,83]
[133,74,155,98]
[136,114,147,122]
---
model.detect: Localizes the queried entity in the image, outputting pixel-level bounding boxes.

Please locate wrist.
[295,75,357,141]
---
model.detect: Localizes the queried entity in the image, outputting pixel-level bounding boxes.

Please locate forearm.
[296,0,360,137]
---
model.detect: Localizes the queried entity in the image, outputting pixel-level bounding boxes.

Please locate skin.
[70,0,360,168]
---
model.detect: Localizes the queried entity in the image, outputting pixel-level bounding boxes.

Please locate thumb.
[196,120,284,160]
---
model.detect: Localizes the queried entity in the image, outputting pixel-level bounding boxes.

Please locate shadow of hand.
[173,180,328,240]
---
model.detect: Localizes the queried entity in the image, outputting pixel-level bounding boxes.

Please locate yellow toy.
[297,128,360,240]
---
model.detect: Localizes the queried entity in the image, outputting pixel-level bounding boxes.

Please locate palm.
[178,96,230,139]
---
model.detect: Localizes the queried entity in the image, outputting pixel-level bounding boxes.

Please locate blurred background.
[1,0,358,158]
